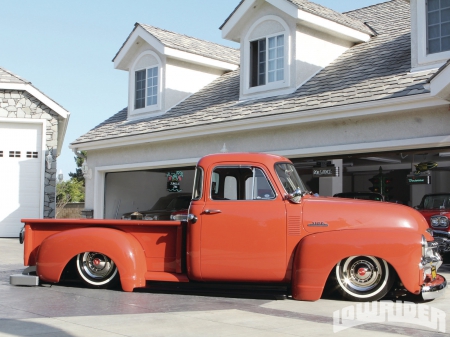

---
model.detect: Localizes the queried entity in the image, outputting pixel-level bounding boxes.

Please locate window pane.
[268,71,275,82]
[276,69,284,81]
[429,24,440,38]
[442,36,450,51]
[277,46,284,58]
[268,36,275,48]
[259,73,266,85]
[429,11,440,24]
[442,8,450,21]
[268,48,275,59]
[259,39,266,51]
[277,35,284,45]
[268,60,275,71]
[135,69,146,109]
[276,58,284,69]
[429,0,440,11]
[443,0,450,9]
[146,66,158,106]
[429,38,441,53]
[442,22,450,35]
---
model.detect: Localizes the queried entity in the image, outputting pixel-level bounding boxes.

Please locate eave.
[69,93,448,152]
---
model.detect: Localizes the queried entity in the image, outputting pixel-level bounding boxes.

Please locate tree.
[55,179,85,218]
[69,150,87,186]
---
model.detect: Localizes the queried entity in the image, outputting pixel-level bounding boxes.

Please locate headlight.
[421,235,427,257]
[122,216,131,220]
[431,215,449,228]
[144,215,158,220]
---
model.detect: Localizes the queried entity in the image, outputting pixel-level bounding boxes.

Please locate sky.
[1,0,388,180]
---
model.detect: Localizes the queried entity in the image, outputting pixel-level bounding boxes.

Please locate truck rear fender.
[36,227,147,291]
[291,229,423,301]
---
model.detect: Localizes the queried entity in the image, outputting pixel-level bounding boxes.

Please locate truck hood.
[302,196,430,235]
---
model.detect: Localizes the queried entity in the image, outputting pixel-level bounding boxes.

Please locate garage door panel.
[0,122,42,237]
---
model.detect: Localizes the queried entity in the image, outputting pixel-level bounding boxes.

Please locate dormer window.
[135,66,159,109]
[250,34,285,87]
[427,0,450,54]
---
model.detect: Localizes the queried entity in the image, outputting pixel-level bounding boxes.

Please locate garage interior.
[102,148,450,219]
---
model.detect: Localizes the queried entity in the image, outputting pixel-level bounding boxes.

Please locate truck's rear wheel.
[76,252,119,288]
[334,256,394,301]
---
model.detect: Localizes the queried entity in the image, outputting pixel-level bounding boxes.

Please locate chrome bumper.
[420,240,447,300]
[422,275,447,301]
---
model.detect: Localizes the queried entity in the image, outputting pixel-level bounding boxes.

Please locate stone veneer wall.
[0,90,60,218]
[57,202,85,219]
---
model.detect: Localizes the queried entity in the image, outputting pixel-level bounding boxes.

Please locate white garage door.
[0,122,42,237]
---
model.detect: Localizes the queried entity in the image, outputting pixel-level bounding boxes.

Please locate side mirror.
[286,188,303,204]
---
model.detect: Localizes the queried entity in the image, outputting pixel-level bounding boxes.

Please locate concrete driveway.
[1,238,449,337]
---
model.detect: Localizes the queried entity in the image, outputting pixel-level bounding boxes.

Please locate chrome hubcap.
[81,252,115,280]
[341,257,382,292]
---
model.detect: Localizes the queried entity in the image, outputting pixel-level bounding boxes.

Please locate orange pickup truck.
[13,153,446,301]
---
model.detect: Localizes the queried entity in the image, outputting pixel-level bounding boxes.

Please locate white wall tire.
[334,256,394,301]
[76,252,119,288]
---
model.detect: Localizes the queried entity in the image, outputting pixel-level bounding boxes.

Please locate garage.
[293,148,450,207]
[104,167,196,219]
[0,121,43,237]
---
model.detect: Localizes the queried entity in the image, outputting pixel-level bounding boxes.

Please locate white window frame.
[129,51,163,118]
[417,0,450,65]
[242,15,291,97]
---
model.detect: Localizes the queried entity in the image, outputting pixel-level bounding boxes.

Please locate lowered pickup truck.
[14,153,446,301]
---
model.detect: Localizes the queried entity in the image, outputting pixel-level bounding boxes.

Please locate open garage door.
[0,122,42,237]
[104,168,195,219]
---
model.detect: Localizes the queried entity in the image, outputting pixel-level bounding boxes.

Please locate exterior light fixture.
[81,160,92,179]
[46,149,53,169]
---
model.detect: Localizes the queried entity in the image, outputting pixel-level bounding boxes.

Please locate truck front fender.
[37,227,147,291]
[292,229,423,301]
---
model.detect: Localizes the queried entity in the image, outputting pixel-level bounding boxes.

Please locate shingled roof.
[0,67,29,84]
[220,0,373,35]
[114,23,240,66]
[72,0,435,146]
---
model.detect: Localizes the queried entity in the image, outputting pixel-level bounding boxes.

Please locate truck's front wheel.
[334,256,394,301]
[76,252,119,288]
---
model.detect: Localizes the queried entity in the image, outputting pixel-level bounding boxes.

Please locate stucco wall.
[0,90,60,218]
[83,104,450,210]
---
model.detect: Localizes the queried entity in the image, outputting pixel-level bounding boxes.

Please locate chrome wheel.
[335,256,394,301]
[76,252,118,287]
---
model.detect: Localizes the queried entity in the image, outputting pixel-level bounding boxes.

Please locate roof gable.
[114,23,240,71]
[221,0,372,42]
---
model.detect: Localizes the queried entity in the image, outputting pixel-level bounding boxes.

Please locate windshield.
[275,163,309,194]
[422,195,450,210]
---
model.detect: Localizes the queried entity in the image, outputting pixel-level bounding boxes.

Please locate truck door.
[199,165,287,282]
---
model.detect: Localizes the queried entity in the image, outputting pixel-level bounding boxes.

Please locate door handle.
[203,209,222,214]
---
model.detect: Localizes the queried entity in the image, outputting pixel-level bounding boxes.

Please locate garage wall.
[104,169,195,219]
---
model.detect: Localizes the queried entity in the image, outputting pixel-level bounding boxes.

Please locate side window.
[427,0,450,54]
[211,166,275,201]
[192,167,203,200]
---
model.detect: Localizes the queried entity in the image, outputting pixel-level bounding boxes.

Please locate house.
[0,68,70,237]
[70,0,450,219]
